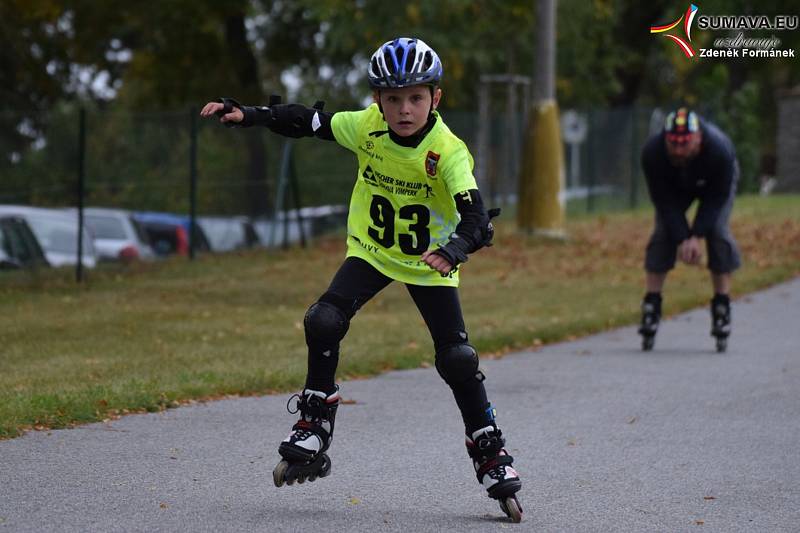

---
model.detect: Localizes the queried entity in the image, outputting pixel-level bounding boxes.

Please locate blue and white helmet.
[368,37,443,89]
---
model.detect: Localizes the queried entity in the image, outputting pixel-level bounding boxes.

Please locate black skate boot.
[467,425,523,523]
[273,387,340,487]
[638,293,662,351]
[710,295,731,353]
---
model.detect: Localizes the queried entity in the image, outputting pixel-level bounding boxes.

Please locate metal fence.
[1,104,663,215]
[1,104,664,278]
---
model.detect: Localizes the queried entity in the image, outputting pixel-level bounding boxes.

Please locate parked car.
[197,216,260,252]
[132,212,211,257]
[0,215,49,269]
[252,204,347,248]
[75,207,155,262]
[0,206,97,268]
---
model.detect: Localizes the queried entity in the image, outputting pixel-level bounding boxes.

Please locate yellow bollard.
[518,100,566,238]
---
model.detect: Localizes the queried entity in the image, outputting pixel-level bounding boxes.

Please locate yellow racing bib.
[331,104,477,286]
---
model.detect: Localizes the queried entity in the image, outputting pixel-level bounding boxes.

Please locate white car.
[197,216,260,252]
[79,207,155,262]
[0,205,98,268]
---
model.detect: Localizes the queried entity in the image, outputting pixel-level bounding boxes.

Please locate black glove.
[432,208,501,274]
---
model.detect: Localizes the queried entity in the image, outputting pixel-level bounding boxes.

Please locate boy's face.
[374,86,442,137]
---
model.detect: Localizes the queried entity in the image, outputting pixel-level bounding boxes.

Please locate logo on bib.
[425,151,440,177]
[362,165,378,186]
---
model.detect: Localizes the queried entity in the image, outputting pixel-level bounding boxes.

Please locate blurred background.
[1,0,798,269]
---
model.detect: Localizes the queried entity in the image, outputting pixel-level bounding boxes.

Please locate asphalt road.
[2,277,799,532]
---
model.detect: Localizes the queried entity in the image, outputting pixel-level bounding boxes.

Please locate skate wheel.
[296,473,307,484]
[642,336,655,351]
[499,496,523,523]
[307,473,318,482]
[273,460,289,488]
[716,337,727,353]
[318,453,332,478]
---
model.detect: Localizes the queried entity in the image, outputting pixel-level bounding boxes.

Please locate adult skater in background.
[639,107,741,352]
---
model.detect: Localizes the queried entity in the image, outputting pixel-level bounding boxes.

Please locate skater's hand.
[200,101,243,124]
[421,250,453,275]
[678,236,702,265]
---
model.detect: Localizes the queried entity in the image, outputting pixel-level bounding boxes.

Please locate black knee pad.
[436,343,479,385]
[304,301,350,344]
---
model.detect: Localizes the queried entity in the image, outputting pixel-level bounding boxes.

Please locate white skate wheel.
[499,496,523,523]
[273,460,289,487]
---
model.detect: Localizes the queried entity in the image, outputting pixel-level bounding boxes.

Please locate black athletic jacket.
[641,119,738,242]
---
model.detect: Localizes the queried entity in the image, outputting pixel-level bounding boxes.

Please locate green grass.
[1,194,798,438]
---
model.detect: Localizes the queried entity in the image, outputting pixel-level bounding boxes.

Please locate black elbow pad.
[266,103,319,138]
[258,96,329,138]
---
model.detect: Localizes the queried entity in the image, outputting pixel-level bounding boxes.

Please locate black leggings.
[304,257,493,434]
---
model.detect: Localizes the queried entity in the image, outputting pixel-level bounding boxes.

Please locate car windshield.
[1,218,46,264]
[130,218,151,244]
[86,215,127,239]
[25,216,93,255]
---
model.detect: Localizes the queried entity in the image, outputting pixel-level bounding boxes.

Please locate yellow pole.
[518,99,565,237]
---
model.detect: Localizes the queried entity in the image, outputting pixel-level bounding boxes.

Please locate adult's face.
[665,131,703,166]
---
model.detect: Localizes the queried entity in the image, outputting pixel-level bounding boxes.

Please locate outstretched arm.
[200,96,336,141]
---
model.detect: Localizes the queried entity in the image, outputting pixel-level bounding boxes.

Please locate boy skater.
[201,37,523,521]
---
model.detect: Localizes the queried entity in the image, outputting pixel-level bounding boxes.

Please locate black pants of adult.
[304,256,493,435]
[645,189,742,274]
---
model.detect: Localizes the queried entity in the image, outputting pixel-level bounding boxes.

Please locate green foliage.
[722,82,762,193]
[3,1,800,209]
[292,0,536,109]
[685,64,762,193]
[556,0,622,106]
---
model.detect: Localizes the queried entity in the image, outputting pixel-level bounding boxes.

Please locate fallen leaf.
[627,416,638,424]
[349,497,361,505]
[160,503,169,509]
[695,520,704,525]
[703,496,716,500]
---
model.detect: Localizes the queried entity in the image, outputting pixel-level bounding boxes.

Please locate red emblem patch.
[425,151,440,176]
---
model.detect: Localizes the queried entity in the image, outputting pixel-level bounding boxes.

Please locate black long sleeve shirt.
[641,120,738,242]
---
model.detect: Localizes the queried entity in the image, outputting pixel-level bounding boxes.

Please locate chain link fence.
[1,103,671,276]
[1,104,663,213]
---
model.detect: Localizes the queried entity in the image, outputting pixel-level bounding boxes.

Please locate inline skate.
[273,387,340,487]
[638,293,662,351]
[710,295,731,353]
[467,425,523,523]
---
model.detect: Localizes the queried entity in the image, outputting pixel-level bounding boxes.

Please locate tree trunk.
[225,12,270,217]
[608,1,672,107]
